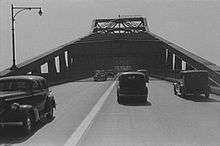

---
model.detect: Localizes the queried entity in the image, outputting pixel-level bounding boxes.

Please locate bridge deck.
[3,78,220,146]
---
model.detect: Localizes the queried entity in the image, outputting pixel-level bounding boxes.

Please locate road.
[2,78,220,146]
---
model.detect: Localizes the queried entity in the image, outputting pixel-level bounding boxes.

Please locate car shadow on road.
[179,95,220,102]
[118,100,152,106]
[0,117,55,145]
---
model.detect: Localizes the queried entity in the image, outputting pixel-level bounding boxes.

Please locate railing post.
[166,50,173,76]
[175,56,182,71]
[67,50,73,70]
[48,58,57,74]
[59,53,67,73]
[161,48,166,76]
[174,55,182,78]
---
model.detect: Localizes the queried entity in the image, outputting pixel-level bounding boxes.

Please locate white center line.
[64,81,116,146]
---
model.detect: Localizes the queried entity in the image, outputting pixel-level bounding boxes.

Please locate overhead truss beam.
[92,16,149,33]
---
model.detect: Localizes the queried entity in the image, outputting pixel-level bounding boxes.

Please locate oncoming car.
[117,72,148,104]
[173,70,210,98]
[0,75,56,133]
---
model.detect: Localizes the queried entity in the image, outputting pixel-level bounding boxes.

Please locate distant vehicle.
[0,75,56,133]
[113,66,133,73]
[173,70,210,98]
[106,69,116,78]
[93,70,107,81]
[117,72,148,104]
[137,69,149,83]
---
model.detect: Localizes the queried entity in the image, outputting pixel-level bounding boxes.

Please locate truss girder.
[92,17,149,33]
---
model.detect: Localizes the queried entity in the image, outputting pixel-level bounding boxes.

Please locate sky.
[0,0,220,71]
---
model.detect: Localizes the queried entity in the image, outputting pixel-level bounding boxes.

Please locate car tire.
[142,97,147,104]
[23,115,33,133]
[180,92,185,98]
[45,99,55,120]
[117,96,122,104]
[47,107,54,120]
[180,87,185,98]
[174,88,177,95]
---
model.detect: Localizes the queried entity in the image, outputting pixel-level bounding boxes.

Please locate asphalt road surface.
[2,78,220,146]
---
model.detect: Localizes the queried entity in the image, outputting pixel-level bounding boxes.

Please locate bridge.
[1,16,220,145]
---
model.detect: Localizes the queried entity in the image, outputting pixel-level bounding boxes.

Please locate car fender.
[19,104,40,122]
[145,87,148,96]
[46,96,56,109]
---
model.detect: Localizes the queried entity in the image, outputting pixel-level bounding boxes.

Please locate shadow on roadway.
[178,95,220,102]
[118,100,152,106]
[0,117,55,145]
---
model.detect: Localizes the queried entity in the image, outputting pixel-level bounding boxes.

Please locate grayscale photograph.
[0,0,220,145]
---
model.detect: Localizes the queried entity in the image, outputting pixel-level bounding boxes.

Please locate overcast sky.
[0,0,220,71]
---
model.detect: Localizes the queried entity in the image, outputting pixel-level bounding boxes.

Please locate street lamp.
[10,4,43,70]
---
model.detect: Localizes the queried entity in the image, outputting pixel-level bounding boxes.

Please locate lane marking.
[64,81,116,146]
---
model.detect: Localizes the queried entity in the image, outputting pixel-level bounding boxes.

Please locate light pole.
[10,4,42,70]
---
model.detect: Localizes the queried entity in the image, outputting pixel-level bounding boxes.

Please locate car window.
[119,74,145,89]
[0,80,30,92]
[0,81,13,91]
[37,80,43,89]
[120,74,144,81]
[16,81,28,91]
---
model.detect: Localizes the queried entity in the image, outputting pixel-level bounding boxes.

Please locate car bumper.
[118,94,147,101]
[119,93,146,97]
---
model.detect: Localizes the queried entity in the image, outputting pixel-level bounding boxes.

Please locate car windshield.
[119,74,145,89]
[0,80,30,92]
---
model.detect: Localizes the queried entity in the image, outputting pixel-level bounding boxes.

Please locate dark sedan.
[117,72,148,104]
[0,75,56,133]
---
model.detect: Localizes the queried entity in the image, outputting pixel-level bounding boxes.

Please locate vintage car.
[117,72,148,104]
[0,75,56,133]
[173,70,210,98]
[93,70,107,81]
[137,69,150,83]
[105,69,116,78]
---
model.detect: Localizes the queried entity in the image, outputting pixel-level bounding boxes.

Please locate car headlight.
[10,103,20,110]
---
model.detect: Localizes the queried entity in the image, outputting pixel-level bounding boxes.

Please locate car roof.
[0,75,45,81]
[180,70,208,74]
[137,69,148,71]
[119,72,145,76]
[137,69,149,73]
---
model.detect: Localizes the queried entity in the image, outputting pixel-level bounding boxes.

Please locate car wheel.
[173,87,177,95]
[142,97,147,104]
[180,87,185,98]
[180,92,186,98]
[117,96,122,104]
[23,116,33,133]
[47,107,54,120]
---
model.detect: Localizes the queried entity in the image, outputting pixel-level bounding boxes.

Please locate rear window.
[119,74,145,89]
[184,73,208,89]
[119,74,145,81]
